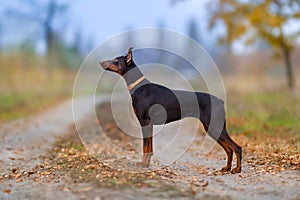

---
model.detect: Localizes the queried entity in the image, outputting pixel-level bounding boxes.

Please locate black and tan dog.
[100,47,242,173]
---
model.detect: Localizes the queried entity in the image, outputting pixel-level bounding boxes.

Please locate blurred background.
[0,0,299,139]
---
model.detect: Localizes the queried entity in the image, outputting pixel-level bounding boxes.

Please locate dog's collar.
[128,76,145,90]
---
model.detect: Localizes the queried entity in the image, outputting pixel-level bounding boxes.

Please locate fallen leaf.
[85,164,97,170]
[15,173,22,179]
[27,171,34,175]
[79,187,92,192]
[63,187,70,192]
[3,189,11,193]
[33,177,40,182]
[15,178,23,183]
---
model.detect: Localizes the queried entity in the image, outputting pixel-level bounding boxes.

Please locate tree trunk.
[44,0,56,81]
[282,46,294,90]
[45,26,54,81]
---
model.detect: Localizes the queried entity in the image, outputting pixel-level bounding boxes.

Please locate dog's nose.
[99,61,109,69]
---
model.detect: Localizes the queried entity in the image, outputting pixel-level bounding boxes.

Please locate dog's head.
[100,47,134,76]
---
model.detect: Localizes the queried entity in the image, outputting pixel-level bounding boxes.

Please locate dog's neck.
[123,65,148,94]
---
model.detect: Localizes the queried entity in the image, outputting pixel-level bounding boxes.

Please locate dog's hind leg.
[217,137,233,172]
[200,118,233,172]
[200,101,242,173]
[218,121,242,173]
[204,123,233,172]
[220,126,242,173]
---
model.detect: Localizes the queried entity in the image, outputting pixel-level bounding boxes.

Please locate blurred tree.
[71,29,83,56]
[156,20,167,63]
[52,35,82,69]
[209,0,300,89]
[82,37,95,56]
[187,18,201,43]
[16,0,68,55]
[185,18,202,65]
[7,0,70,78]
[0,25,2,51]
[0,18,2,51]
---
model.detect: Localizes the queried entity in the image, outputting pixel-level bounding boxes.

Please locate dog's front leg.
[140,124,153,167]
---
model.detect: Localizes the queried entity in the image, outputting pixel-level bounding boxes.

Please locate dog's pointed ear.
[126,47,134,65]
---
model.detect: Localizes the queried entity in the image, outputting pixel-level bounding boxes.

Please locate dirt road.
[0,96,109,199]
[0,98,299,200]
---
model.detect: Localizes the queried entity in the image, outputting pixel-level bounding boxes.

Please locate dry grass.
[0,53,76,122]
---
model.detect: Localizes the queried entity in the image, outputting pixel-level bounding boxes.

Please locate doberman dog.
[100,47,242,173]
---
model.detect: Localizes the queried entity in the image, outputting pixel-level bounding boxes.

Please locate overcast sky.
[1,0,213,53]
[67,0,209,44]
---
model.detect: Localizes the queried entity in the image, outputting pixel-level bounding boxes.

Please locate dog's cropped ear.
[126,47,134,65]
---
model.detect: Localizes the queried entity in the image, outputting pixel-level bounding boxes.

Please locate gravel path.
[0,96,109,199]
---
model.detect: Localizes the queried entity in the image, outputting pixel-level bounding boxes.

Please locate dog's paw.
[137,162,150,168]
[231,167,241,174]
[220,166,231,172]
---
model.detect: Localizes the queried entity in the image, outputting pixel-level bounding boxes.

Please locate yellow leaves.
[266,15,285,27]
[208,0,299,48]
[293,12,300,18]
[248,4,267,25]
[235,24,247,38]
[251,4,286,29]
